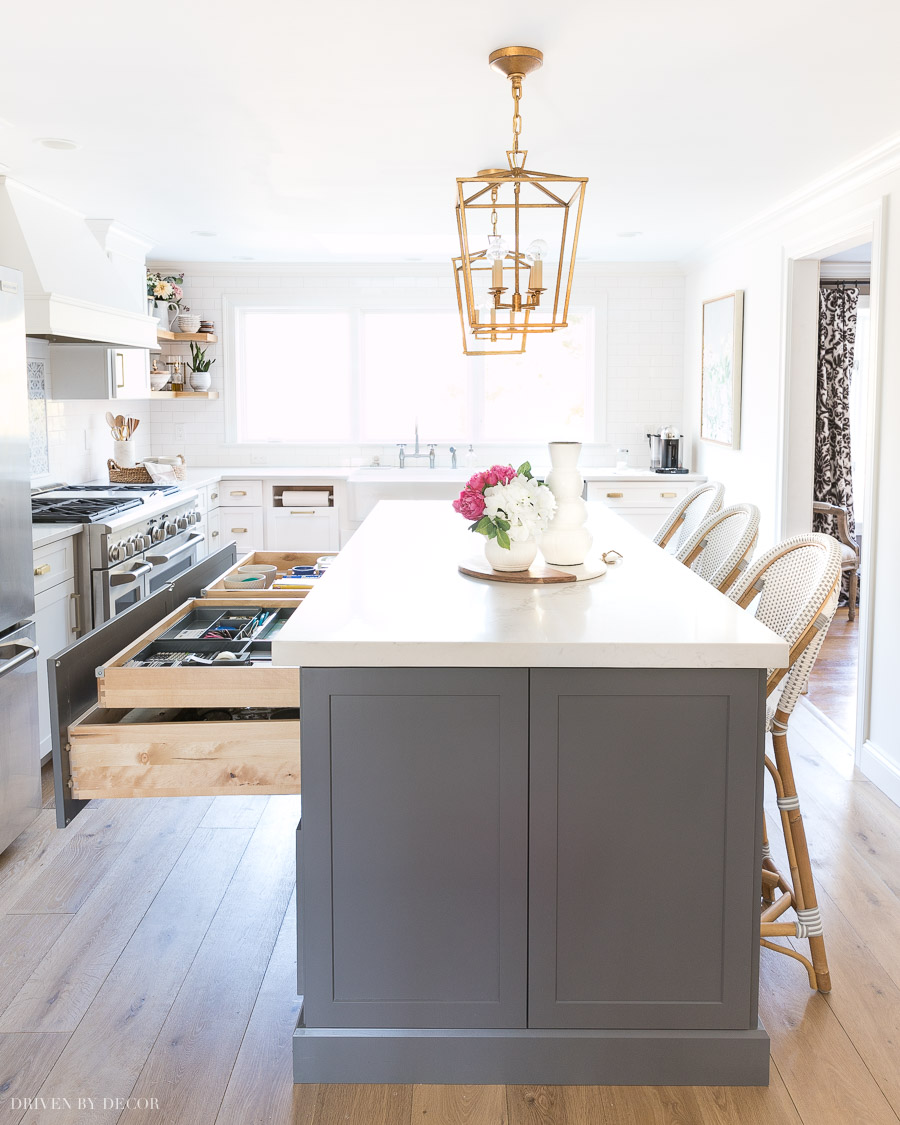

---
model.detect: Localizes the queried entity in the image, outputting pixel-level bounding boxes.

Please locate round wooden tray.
[458,557,607,584]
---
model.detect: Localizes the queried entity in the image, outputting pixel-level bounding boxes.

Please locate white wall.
[146,262,685,471]
[682,148,900,803]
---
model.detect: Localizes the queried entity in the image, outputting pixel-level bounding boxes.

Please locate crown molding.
[682,130,900,266]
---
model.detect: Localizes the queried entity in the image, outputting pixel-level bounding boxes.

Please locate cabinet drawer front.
[220,480,263,506]
[207,482,221,509]
[221,507,264,552]
[586,483,695,508]
[68,708,300,800]
[33,537,77,595]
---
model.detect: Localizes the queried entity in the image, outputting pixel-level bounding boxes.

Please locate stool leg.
[771,712,831,992]
[848,570,858,622]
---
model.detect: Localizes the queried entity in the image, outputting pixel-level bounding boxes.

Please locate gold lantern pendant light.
[453,46,588,356]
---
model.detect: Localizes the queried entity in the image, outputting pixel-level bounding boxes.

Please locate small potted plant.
[187,341,216,391]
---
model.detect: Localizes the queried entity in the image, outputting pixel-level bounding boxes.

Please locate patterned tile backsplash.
[27,359,49,477]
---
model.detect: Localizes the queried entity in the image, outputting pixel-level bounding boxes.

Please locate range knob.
[189,510,202,525]
[176,515,189,531]
[151,522,166,543]
[126,537,140,556]
[109,540,127,563]
[165,520,177,537]
[136,532,152,550]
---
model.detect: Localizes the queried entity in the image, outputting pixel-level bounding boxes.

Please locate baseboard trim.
[859,739,900,809]
[293,1011,771,1086]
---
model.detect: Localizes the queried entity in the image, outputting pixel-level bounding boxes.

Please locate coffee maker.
[647,425,687,473]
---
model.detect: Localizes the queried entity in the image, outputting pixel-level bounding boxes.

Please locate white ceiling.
[2,0,900,263]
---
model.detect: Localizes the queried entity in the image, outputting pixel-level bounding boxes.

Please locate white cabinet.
[219,479,264,507]
[585,480,699,538]
[33,537,81,764]
[220,507,264,553]
[266,507,339,551]
[48,345,151,399]
[206,508,222,551]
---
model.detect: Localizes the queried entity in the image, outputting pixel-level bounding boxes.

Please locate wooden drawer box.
[95,597,301,710]
[68,705,300,800]
[202,550,337,601]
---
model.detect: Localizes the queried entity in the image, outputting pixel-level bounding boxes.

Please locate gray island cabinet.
[273,501,789,1085]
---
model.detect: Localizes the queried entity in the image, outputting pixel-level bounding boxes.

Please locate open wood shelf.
[149,390,219,399]
[156,330,218,342]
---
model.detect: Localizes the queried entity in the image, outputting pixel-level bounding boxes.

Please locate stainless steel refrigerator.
[0,265,41,853]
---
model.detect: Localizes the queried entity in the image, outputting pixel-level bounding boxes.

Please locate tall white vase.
[540,441,593,565]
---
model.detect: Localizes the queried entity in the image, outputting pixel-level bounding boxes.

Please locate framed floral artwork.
[700,290,744,448]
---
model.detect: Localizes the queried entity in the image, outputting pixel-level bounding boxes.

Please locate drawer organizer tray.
[95,598,301,709]
[67,704,301,800]
[202,551,337,600]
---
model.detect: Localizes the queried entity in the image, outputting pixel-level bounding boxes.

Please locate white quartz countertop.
[173,466,704,490]
[273,501,788,670]
[32,523,83,550]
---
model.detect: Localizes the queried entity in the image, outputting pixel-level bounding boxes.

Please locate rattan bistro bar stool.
[653,481,725,553]
[675,503,760,593]
[729,533,842,992]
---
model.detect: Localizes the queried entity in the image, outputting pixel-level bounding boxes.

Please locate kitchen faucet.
[397,422,435,468]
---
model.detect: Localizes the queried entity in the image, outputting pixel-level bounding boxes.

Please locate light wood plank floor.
[806,608,859,742]
[1,708,898,1125]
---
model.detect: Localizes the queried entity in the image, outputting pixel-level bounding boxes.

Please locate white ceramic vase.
[540,441,593,565]
[154,300,174,330]
[189,370,211,391]
[484,534,537,573]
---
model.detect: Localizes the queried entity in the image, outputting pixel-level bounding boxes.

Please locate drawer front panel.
[220,480,263,506]
[221,507,264,552]
[68,709,300,799]
[267,509,339,552]
[586,482,695,508]
[33,537,77,596]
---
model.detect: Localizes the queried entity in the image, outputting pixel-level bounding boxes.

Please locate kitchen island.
[274,501,788,1086]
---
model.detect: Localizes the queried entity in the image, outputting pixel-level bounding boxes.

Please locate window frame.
[224,288,607,448]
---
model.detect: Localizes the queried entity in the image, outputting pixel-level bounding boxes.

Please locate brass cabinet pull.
[115,352,126,389]
[210,491,218,501]
[661,491,677,499]
[211,530,219,538]
[231,527,248,534]
[230,490,247,496]
[34,563,51,576]
[606,492,623,499]
[289,510,316,515]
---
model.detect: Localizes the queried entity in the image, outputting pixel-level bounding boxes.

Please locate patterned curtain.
[812,283,857,602]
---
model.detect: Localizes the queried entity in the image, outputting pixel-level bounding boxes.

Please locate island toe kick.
[293,665,771,1086]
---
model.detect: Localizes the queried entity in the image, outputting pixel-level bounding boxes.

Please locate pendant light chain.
[511,77,523,155]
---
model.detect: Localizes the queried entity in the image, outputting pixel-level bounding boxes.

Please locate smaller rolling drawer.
[220,479,264,506]
[95,597,301,710]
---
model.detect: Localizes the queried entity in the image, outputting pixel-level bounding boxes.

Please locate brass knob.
[606,492,623,499]
[34,563,51,576]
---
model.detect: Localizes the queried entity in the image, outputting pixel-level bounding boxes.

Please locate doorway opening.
[781,231,878,759]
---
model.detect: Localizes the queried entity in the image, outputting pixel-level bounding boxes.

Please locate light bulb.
[525,238,549,289]
[486,234,507,288]
[486,234,508,260]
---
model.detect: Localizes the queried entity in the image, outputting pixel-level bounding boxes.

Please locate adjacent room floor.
[805,608,859,744]
[0,700,896,1124]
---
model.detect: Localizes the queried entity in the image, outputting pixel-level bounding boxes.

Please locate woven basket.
[108,454,186,483]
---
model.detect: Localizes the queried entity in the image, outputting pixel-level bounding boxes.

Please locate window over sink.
[232,303,596,445]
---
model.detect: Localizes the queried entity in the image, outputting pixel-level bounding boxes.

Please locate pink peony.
[494,464,517,484]
[467,471,487,493]
[453,487,486,520]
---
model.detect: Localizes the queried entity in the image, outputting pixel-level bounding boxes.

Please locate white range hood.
[0,176,157,348]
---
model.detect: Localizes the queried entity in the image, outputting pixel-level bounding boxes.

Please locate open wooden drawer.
[201,550,337,601]
[95,597,301,710]
[67,704,300,800]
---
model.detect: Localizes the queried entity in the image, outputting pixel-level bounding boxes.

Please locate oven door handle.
[0,641,39,680]
[110,561,152,587]
[146,532,205,566]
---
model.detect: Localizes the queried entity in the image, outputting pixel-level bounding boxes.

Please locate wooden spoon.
[130,418,140,436]
[105,411,116,431]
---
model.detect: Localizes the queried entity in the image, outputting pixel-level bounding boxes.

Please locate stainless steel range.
[32,484,204,627]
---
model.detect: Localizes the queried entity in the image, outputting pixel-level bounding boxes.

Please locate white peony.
[483,474,556,540]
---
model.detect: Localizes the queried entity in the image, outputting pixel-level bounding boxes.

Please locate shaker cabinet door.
[301,667,529,1030]
[528,667,765,1031]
